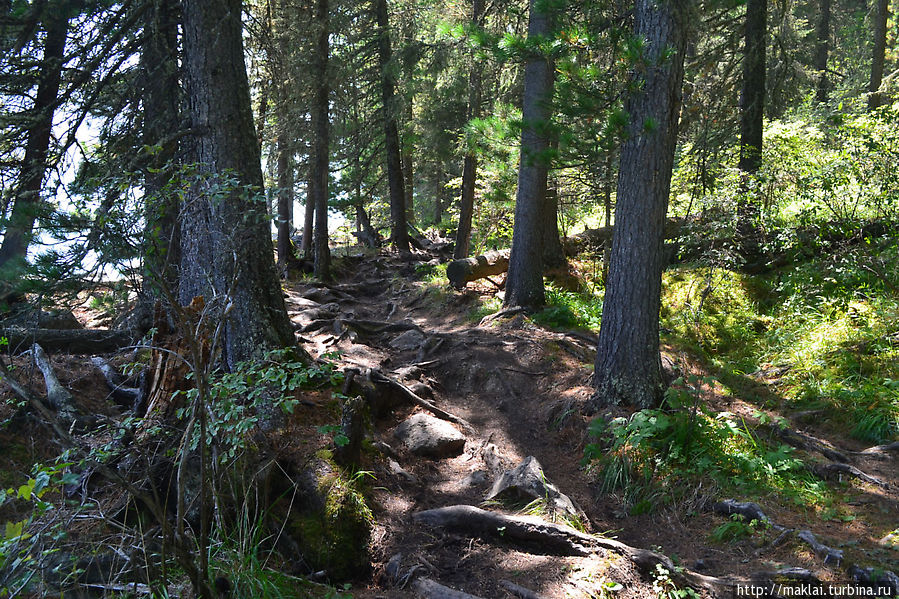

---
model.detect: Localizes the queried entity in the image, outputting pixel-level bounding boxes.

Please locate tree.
[0,2,68,286]
[453,0,485,260]
[503,0,555,310]
[374,0,410,253]
[141,0,182,297]
[867,0,889,110]
[735,0,766,260]
[179,0,294,368]
[815,0,830,103]
[590,0,689,411]
[311,0,331,278]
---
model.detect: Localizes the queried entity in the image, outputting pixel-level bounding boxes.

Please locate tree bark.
[179,0,294,368]
[137,0,181,331]
[311,0,331,279]
[735,0,766,260]
[0,6,68,278]
[542,141,565,269]
[868,0,889,110]
[453,0,485,260]
[276,127,295,267]
[274,0,295,268]
[815,0,830,104]
[374,0,410,254]
[302,183,315,258]
[504,0,554,309]
[590,0,688,411]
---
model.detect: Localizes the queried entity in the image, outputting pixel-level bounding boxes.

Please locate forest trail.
[0,249,896,598]
[280,250,899,598]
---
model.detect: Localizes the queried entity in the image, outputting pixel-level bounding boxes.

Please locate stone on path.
[394,413,465,458]
[486,456,580,517]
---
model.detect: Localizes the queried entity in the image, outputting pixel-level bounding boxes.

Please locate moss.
[291,470,373,581]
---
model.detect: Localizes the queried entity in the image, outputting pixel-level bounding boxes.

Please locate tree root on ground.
[413,505,737,597]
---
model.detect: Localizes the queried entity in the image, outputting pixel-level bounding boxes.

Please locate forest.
[0,0,898,597]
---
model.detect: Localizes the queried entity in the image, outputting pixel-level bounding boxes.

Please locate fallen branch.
[32,343,78,419]
[91,356,141,409]
[859,441,899,457]
[369,370,475,433]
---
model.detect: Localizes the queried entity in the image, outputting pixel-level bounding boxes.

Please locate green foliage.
[583,376,827,513]
[532,284,603,330]
[651,564,699,599]
[177,349,343,464]
[710,514,767,543]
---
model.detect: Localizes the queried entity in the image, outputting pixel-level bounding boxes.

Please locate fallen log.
[446,250,510,289]
[2,327,133,354]
[810,462,889,488]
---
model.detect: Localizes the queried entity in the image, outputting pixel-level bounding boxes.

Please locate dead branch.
[31,343,78,418]
[369,370,475,433]
[770,426,849,463]
[2,327,133,354]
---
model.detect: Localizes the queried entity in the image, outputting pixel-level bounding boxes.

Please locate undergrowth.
[583,376,829,515]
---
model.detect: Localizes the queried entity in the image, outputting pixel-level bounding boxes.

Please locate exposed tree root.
[770,426,850,463]
[367,369,475,432]
[810,462,889,488]
[500,579,546,599]
[412,505,737,597]
[797,530,843,566]
[413,577,485,599]
[32,343,79,419]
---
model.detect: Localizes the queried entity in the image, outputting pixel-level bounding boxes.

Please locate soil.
[0,249,896,598]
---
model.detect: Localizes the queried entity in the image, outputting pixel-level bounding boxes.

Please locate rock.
[389,329,426,351]
[2,309,83,330]
[486,456,580,517]
[394,413,465,458]
[461,470,488,489]
[880,530,899,548]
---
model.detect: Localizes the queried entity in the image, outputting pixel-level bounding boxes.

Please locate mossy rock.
[290,459,373,581]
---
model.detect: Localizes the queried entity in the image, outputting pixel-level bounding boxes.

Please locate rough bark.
[542,170,566,269]
[302,185,315,258]
[504,0,554,309]
[815,0,830,104]
[453,0,485,261]
[590,0,688,411]
[276,129,295,267]
[374,0,410,254]
[446,249,511,289]
[735,0,766,261]
[0,6,68,280]
[311,0,331,279]
[141,0,181,296]
[179,0,294,368]
[868,0,889,110]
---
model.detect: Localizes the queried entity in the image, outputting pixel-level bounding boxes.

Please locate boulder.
[394,413,465,458]
[486,456,580,517]
[389,329,426,351]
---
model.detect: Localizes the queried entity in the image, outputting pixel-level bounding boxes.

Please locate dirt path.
[283,253,899,598]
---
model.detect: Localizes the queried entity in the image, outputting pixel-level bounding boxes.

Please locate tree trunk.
[815,0,830,104]
[140,0,181,310]
[453,0,485,261]
[403,96,415,225]
[311,0,331,279]
[735,0,766,261]
[276,128,294,267]
[868,0,889,110]
[542,143,565,269]
[180,0,294,369]
[504,0,553,310]
[302,184,315,258]
[0,7,67,278]
[590,0,688,411]
[374,0,410,254]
